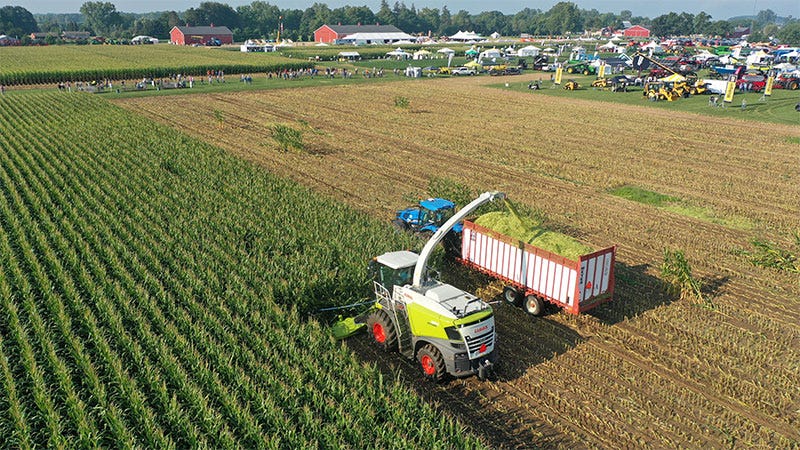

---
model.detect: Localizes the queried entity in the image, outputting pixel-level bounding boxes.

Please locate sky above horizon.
[21,0,799,20]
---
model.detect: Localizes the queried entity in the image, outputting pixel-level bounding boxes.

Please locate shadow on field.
[587,262,729,325]
[492,303,587,382]
[586,263,674,325]
[343,336,565,449]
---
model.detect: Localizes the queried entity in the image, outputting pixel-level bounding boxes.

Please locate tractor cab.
[394,198,461,234]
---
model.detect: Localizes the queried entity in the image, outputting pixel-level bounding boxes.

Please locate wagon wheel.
[524,295,544,316]
[503,286,522,306]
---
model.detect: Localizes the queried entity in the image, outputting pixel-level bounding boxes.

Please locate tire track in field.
[116,85,800,448]
[588,338,800,441]
[125,95,800,443]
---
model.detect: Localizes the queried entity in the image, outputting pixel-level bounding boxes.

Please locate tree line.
[2,1,798,45]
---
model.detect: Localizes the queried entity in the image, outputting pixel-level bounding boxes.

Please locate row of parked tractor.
[559,50,799,101]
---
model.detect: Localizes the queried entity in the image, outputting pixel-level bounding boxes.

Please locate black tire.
[524,295,545,316]
[391,218,408,232]
[417,344,446,382]
[790,81,799,90]
[583,69,590,75]
[502,286,521,306]
[418,230,434,240]
[566,67,574,74]
[366,311,397,352]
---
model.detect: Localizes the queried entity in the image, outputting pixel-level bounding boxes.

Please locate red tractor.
[774,73,800,90]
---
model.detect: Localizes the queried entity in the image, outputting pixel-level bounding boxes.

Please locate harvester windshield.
[369,250,417,290]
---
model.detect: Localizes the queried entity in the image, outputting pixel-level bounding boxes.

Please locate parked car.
[451,66,477,76]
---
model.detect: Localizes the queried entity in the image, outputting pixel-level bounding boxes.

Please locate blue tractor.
[394,198,463,253]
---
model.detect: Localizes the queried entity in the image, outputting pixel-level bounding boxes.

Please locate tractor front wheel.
[417,344,446,382]
[391,218,408,232]
[366,311,397,352]
[524,295,545,316]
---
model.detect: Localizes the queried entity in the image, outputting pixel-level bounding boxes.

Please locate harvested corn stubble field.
[117,74,800,449]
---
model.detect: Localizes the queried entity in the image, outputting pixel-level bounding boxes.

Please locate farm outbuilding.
[313,24,413,45]
[170,25,233,46]
[623,25,650,38]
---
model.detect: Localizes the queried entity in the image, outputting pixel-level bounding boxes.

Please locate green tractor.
[566,62,597,76]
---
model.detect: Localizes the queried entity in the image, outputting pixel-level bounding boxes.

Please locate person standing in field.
[0,84,5,95]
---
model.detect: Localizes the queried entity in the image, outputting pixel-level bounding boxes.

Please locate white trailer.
[460,220,615,315]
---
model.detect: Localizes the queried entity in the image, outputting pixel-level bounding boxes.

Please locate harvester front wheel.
[503,286,521,306]
[366,311,397,352]
[524,295,545,316]
[417,344,446,382]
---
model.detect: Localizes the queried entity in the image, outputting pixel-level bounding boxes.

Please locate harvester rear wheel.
[417,344,446,382]
[524,295,544,316]
[503,286,521,306]
[366,311,397,352]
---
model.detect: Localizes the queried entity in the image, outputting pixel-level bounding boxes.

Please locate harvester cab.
[367,191,505,382]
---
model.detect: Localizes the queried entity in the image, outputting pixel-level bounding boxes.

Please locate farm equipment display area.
[118,77,800,448]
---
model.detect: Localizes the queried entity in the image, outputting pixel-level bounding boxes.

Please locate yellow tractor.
[563,79,580,90]
[689,80,709,95]
[591,78,611,88]
[670,81,690,99]
[643,82,671,101]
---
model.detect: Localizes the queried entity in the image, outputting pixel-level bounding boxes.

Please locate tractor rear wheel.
[418,230,434,240]
[366,311,397,352]
[503,286,521,306]
[524,295,545,316]
[417,344,446,382]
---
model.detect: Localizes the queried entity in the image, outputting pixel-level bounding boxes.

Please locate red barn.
[623,25,650,38]
[313,24,411,44]
[170,25,233,45]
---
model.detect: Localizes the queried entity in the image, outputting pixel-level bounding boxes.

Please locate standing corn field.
[0,91,487,448]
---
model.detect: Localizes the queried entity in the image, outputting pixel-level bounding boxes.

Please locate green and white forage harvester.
[366,191,505,382]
